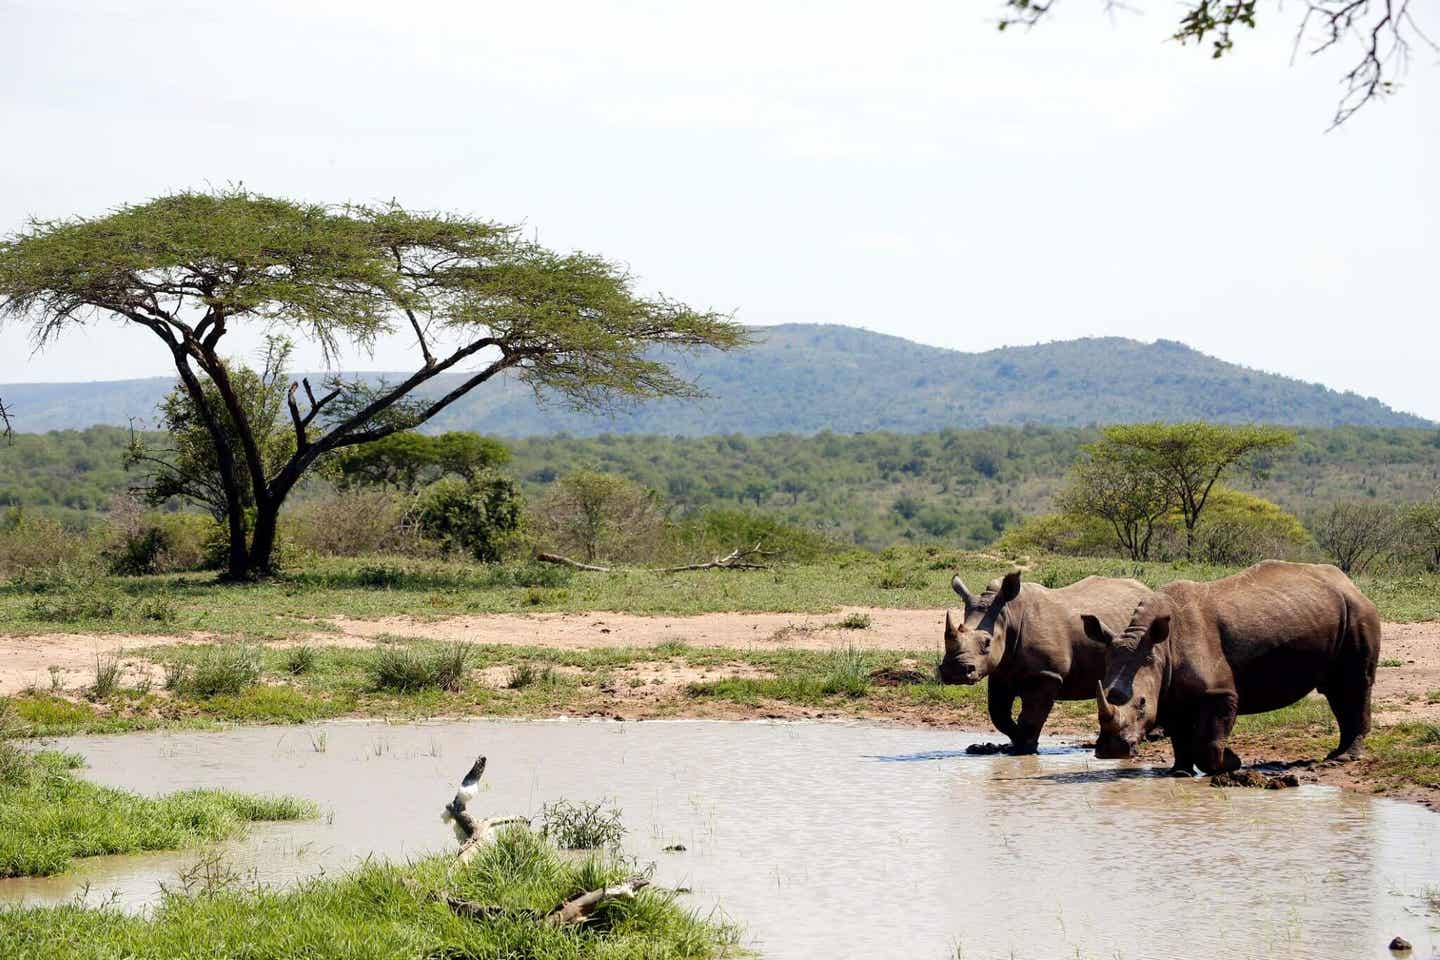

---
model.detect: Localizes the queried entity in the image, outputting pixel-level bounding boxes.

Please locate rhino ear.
[951,575,975,611]
[1080,614,1115,646]
[1147,615,1171,644]
[999,570,1022,603]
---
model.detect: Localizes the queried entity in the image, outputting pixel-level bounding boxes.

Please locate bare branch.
[0,395,12,443]
[997,0,1434,124]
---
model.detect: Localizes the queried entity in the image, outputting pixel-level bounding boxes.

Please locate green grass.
[2,552,1435,642]
[1363,723,1440,789]
[370,641,472,693]
[0,745,315,878]
[0,826,738,960]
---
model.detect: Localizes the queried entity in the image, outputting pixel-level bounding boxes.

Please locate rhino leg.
[1194,691,1241,775]
[987,680,1019,743]
[1323,637,1376,762]
[1010,676,1061,755]
[1167,730,1196,777]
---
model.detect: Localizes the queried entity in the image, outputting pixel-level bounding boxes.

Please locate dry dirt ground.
[4,607,1438,722]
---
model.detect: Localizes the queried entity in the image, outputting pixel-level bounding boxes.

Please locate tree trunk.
[245,497,286,578]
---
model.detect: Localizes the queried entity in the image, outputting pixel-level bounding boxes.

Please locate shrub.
[1308,501,1398,573]
[536,470,666,564]
[286,489,425,558]
[540,798,625,850]
[107,525,172,576]
[0,510,95,582]
[991,512,1115,559]
[415,474,524,562]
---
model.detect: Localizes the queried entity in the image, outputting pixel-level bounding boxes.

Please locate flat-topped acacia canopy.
[0,191,746,578]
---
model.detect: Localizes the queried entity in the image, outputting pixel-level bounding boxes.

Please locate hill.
[1,325,1428,434]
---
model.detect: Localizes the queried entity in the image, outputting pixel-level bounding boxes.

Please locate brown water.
[3,720,1437,959]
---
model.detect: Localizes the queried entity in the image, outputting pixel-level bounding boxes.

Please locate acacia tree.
[999,0,1435,125]
[1056,450,1172,560]
[1089,422,1294,557]
[0,395,11,442]
[126,338,294,525]
[0,191,746,579]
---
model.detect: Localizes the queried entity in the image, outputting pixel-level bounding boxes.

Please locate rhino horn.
[951,575,975,611]
[944,610,960,655]
[1097,682,1116,723]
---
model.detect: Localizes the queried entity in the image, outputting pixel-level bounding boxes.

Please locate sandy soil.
[5,609,1438,723]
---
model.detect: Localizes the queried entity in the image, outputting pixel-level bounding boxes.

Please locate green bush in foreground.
[0,747,314,877]
[0,826,738,960]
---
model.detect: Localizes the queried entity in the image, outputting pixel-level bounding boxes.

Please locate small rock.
[1210,770,1299,790]
[965,742,1009,756]
[1388,935,1411,952]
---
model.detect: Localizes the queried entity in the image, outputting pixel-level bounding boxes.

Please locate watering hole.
[3,720,1437,959]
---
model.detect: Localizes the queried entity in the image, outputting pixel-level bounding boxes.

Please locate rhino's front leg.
[987,679,1019,743]
[1010,674,1062,755]
[1194,691,1241,775]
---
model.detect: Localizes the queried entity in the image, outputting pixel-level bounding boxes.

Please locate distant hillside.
[1,325,1428,434]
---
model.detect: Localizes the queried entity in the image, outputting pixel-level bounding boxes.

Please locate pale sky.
[2,0,1436,419]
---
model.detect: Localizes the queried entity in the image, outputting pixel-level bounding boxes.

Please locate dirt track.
[4,608,1439,725]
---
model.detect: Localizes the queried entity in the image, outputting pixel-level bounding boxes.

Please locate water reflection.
[2,720,1435,960]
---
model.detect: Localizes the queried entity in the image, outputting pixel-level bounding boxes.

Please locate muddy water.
[3,721,1437,959]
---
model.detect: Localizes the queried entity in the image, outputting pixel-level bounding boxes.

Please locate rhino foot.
[1166,766,1196,778]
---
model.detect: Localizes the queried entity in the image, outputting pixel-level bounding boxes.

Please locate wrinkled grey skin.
[939,571,1149,754]
[1083,560,1382,775]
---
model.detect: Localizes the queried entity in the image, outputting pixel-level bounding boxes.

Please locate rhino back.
[1013,577,1150,698]
[1173,561,1373,714]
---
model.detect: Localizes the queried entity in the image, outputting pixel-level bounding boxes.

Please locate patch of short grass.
[1232,696,1338,736]
[0,825,738,960]
[1362,723,1440,789]
[0,747,314,877]
[1379,658,1404,668]
[204,685,348,724]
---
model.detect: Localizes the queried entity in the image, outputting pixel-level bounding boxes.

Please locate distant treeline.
[4,425,1439,550]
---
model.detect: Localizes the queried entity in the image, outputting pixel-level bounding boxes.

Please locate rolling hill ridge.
[1,324,1428,435]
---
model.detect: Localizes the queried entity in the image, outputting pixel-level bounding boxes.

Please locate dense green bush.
[415,474,523,562]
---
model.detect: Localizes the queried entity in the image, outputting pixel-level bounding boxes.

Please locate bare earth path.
[5,609,1439,724]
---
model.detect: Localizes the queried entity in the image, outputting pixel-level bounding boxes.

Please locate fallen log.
[534,552,613,572]
[534,541,776,573]
[547,876,651,925]
[435,755,656,924]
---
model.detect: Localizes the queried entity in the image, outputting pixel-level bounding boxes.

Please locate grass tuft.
[540,798,626,851]
[370,642,472,693]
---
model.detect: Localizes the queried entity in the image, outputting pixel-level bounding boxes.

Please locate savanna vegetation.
[0,726,314,878]
[0,817,739,960]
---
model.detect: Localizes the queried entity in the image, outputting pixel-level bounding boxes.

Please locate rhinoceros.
[1081,560,1381,775]
[940,570,1150,753]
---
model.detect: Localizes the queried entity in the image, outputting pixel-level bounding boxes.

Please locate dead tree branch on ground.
[534,542,776,574]
[432,755,656,925]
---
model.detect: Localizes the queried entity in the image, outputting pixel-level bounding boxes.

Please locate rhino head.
[939,570,1021,685]
[1080,594,1170,759]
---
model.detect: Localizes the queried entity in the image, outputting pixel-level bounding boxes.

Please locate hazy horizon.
[3,1,1435,417]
